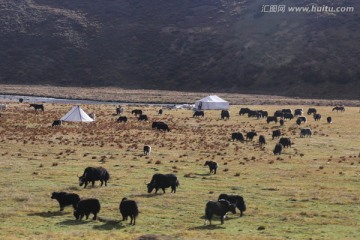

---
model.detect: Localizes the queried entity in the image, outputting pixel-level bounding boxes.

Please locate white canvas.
[60,106,94,122]
[194,95,229,110]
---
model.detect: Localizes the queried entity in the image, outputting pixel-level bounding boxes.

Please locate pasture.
[0,102,359,240]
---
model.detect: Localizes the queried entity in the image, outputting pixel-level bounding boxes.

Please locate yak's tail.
[176,179,180,187]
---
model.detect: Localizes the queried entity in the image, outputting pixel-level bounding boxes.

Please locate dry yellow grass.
[1,84,359,106]
[0,101,359,240]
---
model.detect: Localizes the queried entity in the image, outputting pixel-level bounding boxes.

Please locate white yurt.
[194,95,229,110]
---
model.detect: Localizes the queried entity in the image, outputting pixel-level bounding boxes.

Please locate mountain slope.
[0,0,359,99]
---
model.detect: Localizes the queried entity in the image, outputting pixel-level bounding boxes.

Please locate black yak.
[193,111,204,117]
[144,145,151,155]
[74,198,100,220]
[232,132,244,142]
[204,200,236,225]
[279,137,292,148]
[119,198,139,225]
[246,131,257,141]
[204,161,218,174]
[272,130,281,140]
[117,116,127,123]
[146,173,179,194]
[259,135,266,145]
[78,167,110,188]
[51,120,62,127]
[273,143,283,155]
[221,110,230,120]
[51,192,80,211]
[218,194,246,217]
[327,117,332,123]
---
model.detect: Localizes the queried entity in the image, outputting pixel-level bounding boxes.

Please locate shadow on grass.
[189,225,226,230]
[28,211,67,218]
[130,193,165,198]
[199,215,239,222]
[93,218,124,230]
[57,219,91,226]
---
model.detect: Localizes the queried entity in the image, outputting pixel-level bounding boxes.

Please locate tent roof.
[196,95,228,103]
[60,106,94,122]
[194,95,229,110]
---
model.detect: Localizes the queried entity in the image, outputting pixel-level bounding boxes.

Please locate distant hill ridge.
[0,0,359,99]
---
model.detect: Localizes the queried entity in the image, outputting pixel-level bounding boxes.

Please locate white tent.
[60,105,94,122]
[194,95,229,110]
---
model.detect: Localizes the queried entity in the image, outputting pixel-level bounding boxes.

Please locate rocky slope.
[0,0,359,99]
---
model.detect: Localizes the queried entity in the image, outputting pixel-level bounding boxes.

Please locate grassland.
[0,101,359,240]
[1,84,360,106]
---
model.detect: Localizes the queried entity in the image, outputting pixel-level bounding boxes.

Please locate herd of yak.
[0,102,346,225]
[46,104,346,226]
[229,106,342,155]
[51,166,245,226]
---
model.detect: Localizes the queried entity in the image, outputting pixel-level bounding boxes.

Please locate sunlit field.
[0,102,359,240]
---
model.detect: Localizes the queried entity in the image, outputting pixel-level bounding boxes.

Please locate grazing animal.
[204,161,218,174]
[132,109,142,115]
[116,106,124,115]
[151,121,165,128]
[19,98,24,103]
[138,114,148,121]
[279,118,284,126]
[143,145,151,155]
[307,108,317,115]
[154,122,170,132]
[231,132,244,142]
[30,104,44,111]
[332,106,345,112]
[221,110,230,120]
[193,111,204,117]
[327,117,332,123]
[239,108,251,115]
[274,111,284,118]
[294,109,303,116]
[298,116,307,123]
[283,113,294,120]
[204,200,236,225]
[51,192,80,211]
[282,109,292,114]
[119,198,139,225]
[296,118,302,125]
[74,198,101,220]
[272,130,281,140]
[247,110,260,118]
[246,131,257,141]
[52,120,62,127]
[313,114,321,121]
[273,143,283,155]
[78,167,110,188]
[158,109,163,115]
[258,110,268,118]
[218,194,246,217]
[300,128,312,138]
[267,116,278,124]
[117,116,128,123]
[259,135,266,145]
[279,137,292,148]
[0,104,7,111]
[146,173,179,194]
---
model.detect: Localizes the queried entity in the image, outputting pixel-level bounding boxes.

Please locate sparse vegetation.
[0,102,359,239]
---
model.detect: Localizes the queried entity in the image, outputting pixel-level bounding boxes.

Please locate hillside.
[0,0,359,99]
